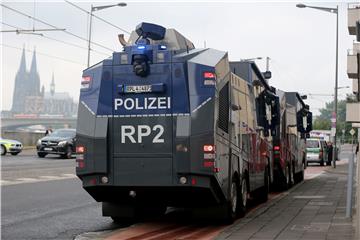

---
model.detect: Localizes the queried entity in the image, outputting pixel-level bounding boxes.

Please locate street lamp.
[87,3,127,67]
[240,57,263,61]
[297,3,339,168]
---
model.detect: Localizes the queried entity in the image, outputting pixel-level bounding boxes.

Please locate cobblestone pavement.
[216,158,355,240]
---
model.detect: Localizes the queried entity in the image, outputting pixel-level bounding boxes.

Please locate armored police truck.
[76,23,278,222]
[272,90,312,190]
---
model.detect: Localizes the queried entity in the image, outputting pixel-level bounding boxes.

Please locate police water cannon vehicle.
[271,90,313,190]
[76,23,279,223]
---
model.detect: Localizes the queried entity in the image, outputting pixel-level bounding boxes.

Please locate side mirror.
[297,110,313,133]
[306,112,313,132]
[301,95,307,100]
[270,128,276,137]
[297,111,305,133]
[270,97,280,127]
[256,95,268,128]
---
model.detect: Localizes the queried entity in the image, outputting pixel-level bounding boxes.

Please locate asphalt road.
[1,145,356,240]
[1,149,119,240]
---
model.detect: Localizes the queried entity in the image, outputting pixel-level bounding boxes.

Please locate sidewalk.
[216,161,355,240]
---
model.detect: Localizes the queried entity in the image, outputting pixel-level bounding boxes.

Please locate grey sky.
[1,0,355,115]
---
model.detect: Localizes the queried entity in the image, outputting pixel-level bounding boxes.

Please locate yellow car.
[0,138,23,156]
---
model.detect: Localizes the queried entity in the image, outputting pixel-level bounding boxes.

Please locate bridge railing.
[1,131,46,146]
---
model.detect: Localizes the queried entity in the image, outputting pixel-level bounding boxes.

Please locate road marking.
[1,174,77,186]
[305,171,324,180]
[17,178,39,182]
[293,195,325,199]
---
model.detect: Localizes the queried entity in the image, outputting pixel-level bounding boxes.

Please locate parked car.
[0,138,23,156]
[36,129,76,159]
[306,138,327,166]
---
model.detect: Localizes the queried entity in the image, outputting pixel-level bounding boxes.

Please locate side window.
[218,82,229,133]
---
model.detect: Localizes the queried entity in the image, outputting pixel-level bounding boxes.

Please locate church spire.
[30,47,37,74]
[29,47,41,96]
[50,72,55,96]
[18,46,27,73]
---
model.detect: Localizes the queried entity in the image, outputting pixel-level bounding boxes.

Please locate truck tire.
[37,152,47,158]
[259,167,270,203]
[1,145,6,156]
[238,177,248,217]
[223,179,239,224]
[296,162,305,183]
[288,164,294,188]
[280,165,290,191]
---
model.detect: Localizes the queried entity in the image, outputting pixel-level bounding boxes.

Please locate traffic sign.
[350,128,356,136]
[331,128,336,137]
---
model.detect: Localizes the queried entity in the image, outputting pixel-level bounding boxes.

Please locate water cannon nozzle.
[135,22,166,41]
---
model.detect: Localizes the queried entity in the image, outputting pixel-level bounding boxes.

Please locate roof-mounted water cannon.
[135,22,166,45]
[131,23,166,78]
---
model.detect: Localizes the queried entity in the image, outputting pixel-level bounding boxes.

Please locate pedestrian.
[356,142,359,155]
[45,127,53,136]
[328,142,333,164]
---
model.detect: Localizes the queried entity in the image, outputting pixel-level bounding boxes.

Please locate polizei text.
[114,97,171,111]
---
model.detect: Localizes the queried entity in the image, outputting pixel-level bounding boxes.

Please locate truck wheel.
[288,165,294,188]
[224,179,239,224]
[281,165,290,191]
[299,162,305,182]
[238,177,247,217]
[259,167,270,202]
[1,145,6,156]
[37,152,47,158]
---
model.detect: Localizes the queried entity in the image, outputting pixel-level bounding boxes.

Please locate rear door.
[111,63,173,186]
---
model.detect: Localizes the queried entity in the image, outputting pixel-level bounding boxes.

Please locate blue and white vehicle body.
[76,23,274,222]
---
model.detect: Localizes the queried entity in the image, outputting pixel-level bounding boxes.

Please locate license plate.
[44,147,52,151]
[125,85,152,93]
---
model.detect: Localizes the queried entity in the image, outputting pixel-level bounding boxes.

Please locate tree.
[313,98,358,141]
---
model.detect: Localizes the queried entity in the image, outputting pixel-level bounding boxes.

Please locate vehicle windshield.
[306,140,319,148]
[49,130,75,138]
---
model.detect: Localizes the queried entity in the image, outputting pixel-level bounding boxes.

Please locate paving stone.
[215,159,355,240]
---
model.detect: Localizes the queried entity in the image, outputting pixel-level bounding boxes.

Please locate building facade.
[346,4,360,125]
